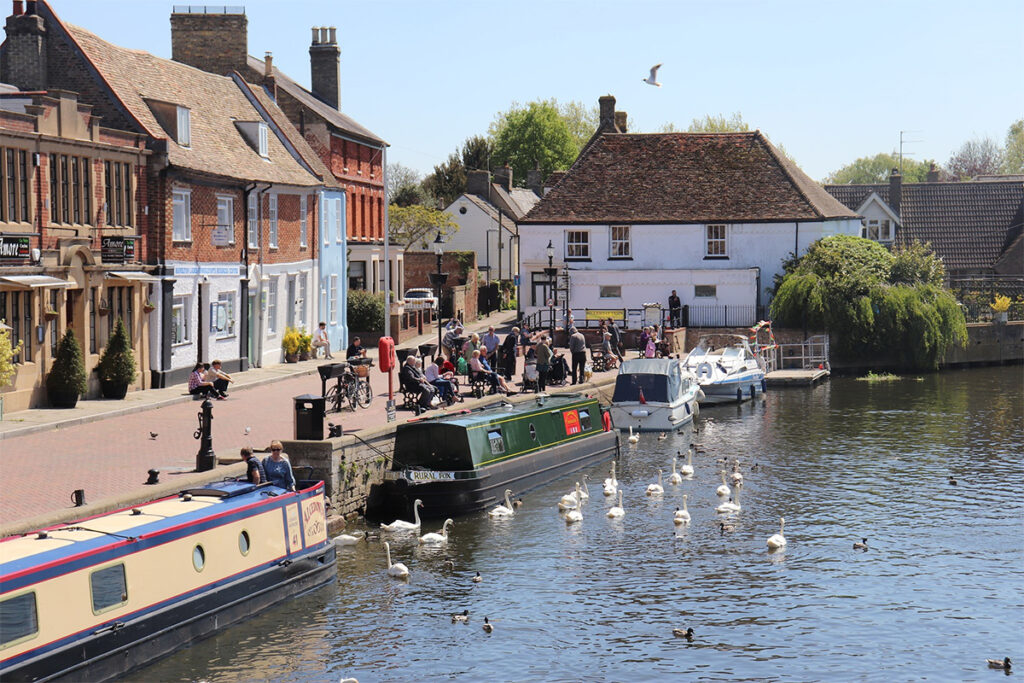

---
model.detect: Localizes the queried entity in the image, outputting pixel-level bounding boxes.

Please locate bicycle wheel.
[342,376,359,411]
[324,384,341,413]
[357,379,373,408]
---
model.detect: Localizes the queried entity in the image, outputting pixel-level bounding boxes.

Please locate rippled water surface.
[140,367,1023,682]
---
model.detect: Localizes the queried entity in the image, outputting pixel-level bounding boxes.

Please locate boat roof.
[401,393,597,429]
[0,480,295,578]
[617,358,681,377]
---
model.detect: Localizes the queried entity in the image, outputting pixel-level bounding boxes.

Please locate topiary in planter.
[95,317,137,399]
[47,328,87,408]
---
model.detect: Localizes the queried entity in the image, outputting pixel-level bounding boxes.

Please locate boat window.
[0,592,38,648]
[239,530,251,556]
[487,429,505,455]
[90,564,128,614]
[529,423,537,441]
[612,374,669,403]
[193,544,206,572]
[578,410,591,431]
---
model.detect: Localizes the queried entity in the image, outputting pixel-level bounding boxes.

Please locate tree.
[489,99,579,184]
[558,100,599,151]
[770,235,966,370]
[388,203,458,249]
[686,112,750,133]
[95,317,137,387]
[386,163,422,204]
[0,320,23,387]
[421,152,466,208]
[946,137,1003,180]
[824,153,937,184]
[461,135,492,173]
[1002,119,1024,174]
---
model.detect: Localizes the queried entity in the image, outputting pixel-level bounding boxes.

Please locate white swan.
[603,462,618,496]
[607,490,625,518]
[380,499,423,531]
[578,475,590,500]
[332,530,365,546]
[716,484,742,513]
[565,505,583,523]
[716,471,731,498]
[384,542,409,579]
[766,516,787,549]
[680,449,694,478]
[627,425,640,445]
[730,461,743,486]
[668,459,683,485]
[646,470,664,496]
[673,494,691,525]
[489,489,515,517]
[419,518,453,545]
[558,486,580,511]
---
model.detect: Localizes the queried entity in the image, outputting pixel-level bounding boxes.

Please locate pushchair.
[547,353,569,386]
[522,361,539,393]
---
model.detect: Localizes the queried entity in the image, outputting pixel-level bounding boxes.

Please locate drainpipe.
[253,183,273,367]
[240,182,257,371]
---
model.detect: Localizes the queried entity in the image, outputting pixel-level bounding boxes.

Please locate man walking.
[535,335,552,392]
[669,290,681,328]
[607,318,623,358]
[568,326,587,385]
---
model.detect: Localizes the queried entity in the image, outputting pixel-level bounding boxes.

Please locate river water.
[140,366,1023,682]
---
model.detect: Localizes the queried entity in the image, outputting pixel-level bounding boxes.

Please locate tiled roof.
[247,55,386,147]
[63,23,319,187]
[522,131,857,224]
[825,180,1024,272]
[505,187,542,219]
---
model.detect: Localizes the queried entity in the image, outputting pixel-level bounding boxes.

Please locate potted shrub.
[1,320,23,419]
[43,308,59,322]
[282,326,301,363]
[46,328,87,408]
[142,299,156,314]
[298,328,313,361]
[95,317,137,399]
[990,294,1010,324]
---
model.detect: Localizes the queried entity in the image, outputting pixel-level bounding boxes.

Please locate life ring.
[696,362,714,381]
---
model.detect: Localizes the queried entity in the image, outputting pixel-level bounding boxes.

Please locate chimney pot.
[926,162,940,183]
[12,1,23,16]
[320,27,329,44]
[328,26,337,44]
[614,111,627,133]
[598,95,616,132]
[24,0,34,15]
[264,51,273,77]
[311,26,319,44]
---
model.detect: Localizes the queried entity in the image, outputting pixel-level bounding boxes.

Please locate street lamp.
[428,231,448,359]
[543,239,556,339]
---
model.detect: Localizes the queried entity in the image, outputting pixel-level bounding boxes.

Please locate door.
[287,276,297,329]
[248,293,257,366]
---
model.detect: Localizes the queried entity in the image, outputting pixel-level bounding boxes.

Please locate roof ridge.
[755,131,824,220]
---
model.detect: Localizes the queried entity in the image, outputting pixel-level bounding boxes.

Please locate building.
[518,96,862,328]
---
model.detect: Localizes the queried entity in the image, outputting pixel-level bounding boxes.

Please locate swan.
[730,461,743,486]
[332,530,366,546]
[672,627,694,640]
[646,470,664,496]
[482,617,494,633]
[380,499,424,531]
[558,486,580,511]
[716,471,731,498]
[716,484,742,513]
[668,459,683,485]
[383,542,408,579]
[766,517,786,549]
[565,506,583,524]
[627,425,640,445]
[472,571,482,583]
[489,489,515,517]
[607,490,625,518]
[578,475,590,500]
[658,432,668,441]
[603,462,618,496]
[419,518,453,545]
[451,609,469,624]
[680,449,694,477]
[673,495,690,525]
[853,537,869,551]
[987,657,1011,670]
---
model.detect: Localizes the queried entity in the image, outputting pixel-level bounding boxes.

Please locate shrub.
[990,295,1011,312]
[298,328,313,353]
[47,328,87,396]
[347,289,386,332]
[282,327,301,354]
[95,317,137,385]
[0,320,23,387]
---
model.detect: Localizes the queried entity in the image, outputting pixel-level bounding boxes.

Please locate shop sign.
[0,236,30,259]
[101,236,136,264]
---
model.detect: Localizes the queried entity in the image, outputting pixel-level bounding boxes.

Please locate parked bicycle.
[324,358,374,413]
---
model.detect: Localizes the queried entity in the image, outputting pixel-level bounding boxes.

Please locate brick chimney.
[263,51,276,99]
[527,167,542,195]
[614,110,627,133]
[2,0,47,91]
[310,26,340,110]
[889,168,902,217]
[598,95,615,132]
[170,6,248,76]
[926,162,940,183]
[494,164,513,191]
[466,170,490,197]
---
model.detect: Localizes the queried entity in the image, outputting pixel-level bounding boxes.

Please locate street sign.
[514,274,520,287]
[386,399,397,422]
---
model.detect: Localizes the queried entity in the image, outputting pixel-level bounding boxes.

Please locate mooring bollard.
[194,397,218,472]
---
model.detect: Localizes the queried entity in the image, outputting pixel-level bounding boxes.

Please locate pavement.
[0,309,522,528]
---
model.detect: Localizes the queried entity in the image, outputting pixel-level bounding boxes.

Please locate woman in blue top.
[262,441,296,491]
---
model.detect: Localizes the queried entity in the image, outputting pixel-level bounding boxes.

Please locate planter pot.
[99,379,129,400]
[142,305,156,314]
[98,307,110,317]
[43,311,59,322]
[285,352,299,363]
[299,350,311,361]
[48,389,80,409]
[995,311,1009,324]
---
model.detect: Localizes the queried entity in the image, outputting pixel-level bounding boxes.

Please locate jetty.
[764,334,831,387]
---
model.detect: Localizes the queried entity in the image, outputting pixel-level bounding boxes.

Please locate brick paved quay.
[0,311,518,528]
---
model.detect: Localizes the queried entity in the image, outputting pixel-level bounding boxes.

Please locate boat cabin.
[612,358,694,405]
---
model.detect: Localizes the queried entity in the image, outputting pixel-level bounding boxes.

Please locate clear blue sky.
[48,0,1024,182]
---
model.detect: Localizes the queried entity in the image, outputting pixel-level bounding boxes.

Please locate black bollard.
[194,397,218,472]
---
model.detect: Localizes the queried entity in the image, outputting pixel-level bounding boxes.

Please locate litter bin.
[395,347,414,364]
[418,342,438,359]
[294,394,326,440]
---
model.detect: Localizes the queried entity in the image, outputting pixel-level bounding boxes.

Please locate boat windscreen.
[613,373,670,403]
[393,425,473,470]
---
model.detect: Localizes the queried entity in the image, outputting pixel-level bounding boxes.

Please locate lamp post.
[428,231,448,359]
[543,239,556,340]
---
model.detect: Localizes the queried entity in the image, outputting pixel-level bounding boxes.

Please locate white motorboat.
[682,334,767,404]
[610,358,701,432]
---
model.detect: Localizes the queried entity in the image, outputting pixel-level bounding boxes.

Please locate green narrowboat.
[367,394,618,521]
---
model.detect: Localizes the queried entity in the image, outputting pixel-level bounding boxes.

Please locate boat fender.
[696,362,714,381]
[685,403,691,415]
[750,385,756,399]
[601,410,612,432]
[736,387,743,402]
[761,378,767,393]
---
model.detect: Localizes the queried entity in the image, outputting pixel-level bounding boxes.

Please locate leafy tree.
[386,163,422,204]
[558,100,599,151]
[946,137,1003,179]
[489,99,578,184]
[824,153,936,184]
[461,135,492,172]
[46,327,87,396]
[0,319,23,387]
[686,112,750,133]
[1001,119,1024,174]
[770,235,965,370]
[388,203,458,249]
[421,152,466,208]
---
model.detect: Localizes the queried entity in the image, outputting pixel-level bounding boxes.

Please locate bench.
[590,345,609,372]
[467,371,490,399]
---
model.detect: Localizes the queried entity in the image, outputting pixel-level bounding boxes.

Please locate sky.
[46,0,1024,183]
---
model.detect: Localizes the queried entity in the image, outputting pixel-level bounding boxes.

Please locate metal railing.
[521,305,769,331]
[949,275,1024,323]
[774,334,830,371]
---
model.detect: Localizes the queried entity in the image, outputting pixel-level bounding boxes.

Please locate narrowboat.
[0,478,335,682]
[610,358,702,432]
[367,394,618,521]
[682,334,768,404]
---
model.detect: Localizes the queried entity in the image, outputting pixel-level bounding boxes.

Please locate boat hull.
[610,396,698,432]
[698,372,767,404]
[367,430,618,521]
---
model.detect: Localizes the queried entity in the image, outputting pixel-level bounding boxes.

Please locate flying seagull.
[643,63,662,87]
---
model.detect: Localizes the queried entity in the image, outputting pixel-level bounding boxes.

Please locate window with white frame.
[247,193,258,248]
[694,285,717,298]
[599,285,621,298]
[216,196,234,245]
[329,274,338,324]
[258,122,268,157]
[334,197,342,242]
[705,224,727,257]
[211,290,235,336]
[267,277,278,334]
[299,195,308,247]
[171,295,189,344]
[609,225,631,258]
[297,276,307,326]
[862,218,893,242]
[268,195,278,248]
[176,106,191,147]
[566,230,590,259]
[322,196,329,245]
[172,189,191,242]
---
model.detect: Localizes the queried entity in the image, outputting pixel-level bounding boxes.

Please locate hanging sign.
[0,235,30,259]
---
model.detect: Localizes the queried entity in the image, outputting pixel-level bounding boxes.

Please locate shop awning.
[0,275,73,289]
[107,271,161,283]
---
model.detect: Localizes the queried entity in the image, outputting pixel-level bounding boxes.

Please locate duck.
[716,471,731,498]
[442,558,456,570]
[853,537,869,551]
[716,484,742,513]
[380,499,423,532]
[987,657,1011,670]
[418,518,453,545]
[603,462,618,496]
[730,461,743,486]
[719,522,736,533]
[512,498,524,508]
[948,475,958,486]
[383,542,409,579]
[472,571,483,583]
[607,490,625,518]
[668,458,683,485]
[332,530,366,546]
[673,495,691,525]
[672,627,694,640]
[680,449,695,478]
[646,470,664,496]
[766,517,787,549]
[489,489,515,517]
[482,617,494,633]
[451,609,469,624]
[658,431,668,441]
[627,425,640,445]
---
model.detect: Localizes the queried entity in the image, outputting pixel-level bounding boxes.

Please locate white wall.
[444,197,517,282]
[165,261,243,372]
[256,259,314,367]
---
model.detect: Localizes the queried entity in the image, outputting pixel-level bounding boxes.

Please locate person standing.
[535,335,553,392]
[240,447,266,484]
[312,322,333,359]
[500,326,520,380]
[568,327,587,385]
[668,290,681,328]
[607,318,623,358]
[481,326,501,367]
[262,441,296,491]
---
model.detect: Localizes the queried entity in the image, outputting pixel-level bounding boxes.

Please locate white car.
[403,288,438,311]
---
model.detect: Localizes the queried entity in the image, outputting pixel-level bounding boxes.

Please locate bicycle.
[324,366,359,412]
[349,357,374,409]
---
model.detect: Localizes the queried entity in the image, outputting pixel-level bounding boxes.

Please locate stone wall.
[404,251,478,321]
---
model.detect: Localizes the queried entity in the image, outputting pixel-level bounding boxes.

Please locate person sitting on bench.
[399,355,437,411]
[468,349,516,395]
[425,356,460,404]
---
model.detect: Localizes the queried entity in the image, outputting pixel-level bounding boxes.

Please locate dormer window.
[234,121,270,158]
[258,123,268,157]
[176,106,191,147]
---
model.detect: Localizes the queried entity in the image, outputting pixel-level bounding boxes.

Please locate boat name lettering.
[408,470,455,481]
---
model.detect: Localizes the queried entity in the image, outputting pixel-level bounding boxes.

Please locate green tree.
[386,163,422,204]
[421,152,466,208]
[95,317,137,385]
[388,203,458,249]
[686,112,750,133]
[347,290,386,333]
[461,135,492,173]
[0,319,23,387]
[946,137,1004,179]
[1001,119,1023,174]
[770,235,966,370]
[490,99,578,184]
[824,152,936,184]
[46,327,87,397]
[558,100,599,151]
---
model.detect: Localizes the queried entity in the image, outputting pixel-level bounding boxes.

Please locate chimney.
[262,51,276,100]
[598,95,615,132]
[926,162,940,183]
[494,164,513,191]
[543,171,566,195]
[12,1,22,16]
[527,167,542,195]
[2,0,47,91]
[467,170,490,197]
[889,168,902,217]
[310,24,340,110]
[170,6,248,76]
[614,111,627,133]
